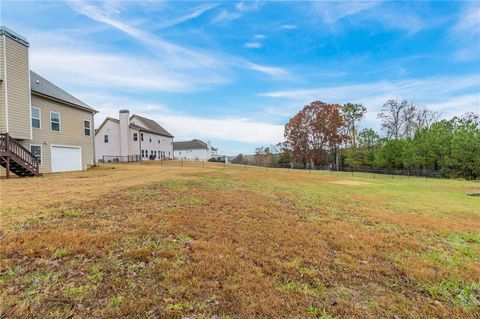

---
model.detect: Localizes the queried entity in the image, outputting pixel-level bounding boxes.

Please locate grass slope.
[1,162,479,318]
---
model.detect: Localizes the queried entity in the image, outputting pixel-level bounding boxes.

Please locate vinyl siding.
[0,35,6,132]
[4,36,31,139]
[20,94,95,173]
[94,119,121,161]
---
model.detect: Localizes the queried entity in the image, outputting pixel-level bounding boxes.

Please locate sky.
[2,0,479,155]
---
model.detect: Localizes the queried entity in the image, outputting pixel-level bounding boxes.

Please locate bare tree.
[378,99,439,139]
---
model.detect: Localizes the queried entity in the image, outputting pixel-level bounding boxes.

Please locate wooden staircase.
[0,133,40,178]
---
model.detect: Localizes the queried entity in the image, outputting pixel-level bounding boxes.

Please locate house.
[95,110,174,162]
[173,139,218,161]
[0,26,97,177]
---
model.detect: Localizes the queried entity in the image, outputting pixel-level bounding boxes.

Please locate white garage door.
[51,146,82,172]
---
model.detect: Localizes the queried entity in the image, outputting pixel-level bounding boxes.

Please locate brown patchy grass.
[1,162,479,318]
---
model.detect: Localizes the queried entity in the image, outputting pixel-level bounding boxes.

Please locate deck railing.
[0,132,40,174]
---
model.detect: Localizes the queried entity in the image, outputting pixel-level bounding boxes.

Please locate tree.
[284,101,346,166]
[341,103,367,148]
[357,128,380,149]
[232,153,244,164]
[378,100,439,139]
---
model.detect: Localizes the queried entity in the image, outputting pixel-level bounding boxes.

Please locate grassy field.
[1,162,479,318]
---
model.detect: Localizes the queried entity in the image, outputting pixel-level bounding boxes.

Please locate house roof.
[173,139,209,151]
[95,117,171,137]
[131,114,174,137]
[30,71,97,113]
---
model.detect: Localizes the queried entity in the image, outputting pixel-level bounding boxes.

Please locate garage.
[51,146,82,172]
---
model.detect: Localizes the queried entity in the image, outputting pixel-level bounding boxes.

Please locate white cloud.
[313,1,379,25]
[450,3,480,61]
[260,75,480,119]
[254,34,266,39]
[68,0,287,79]
[89,99,284,145]
[211,9,242,23]
[245,41,262,49]
[244,62,288,78]
[280,24,297,30]
[155,3,219,29]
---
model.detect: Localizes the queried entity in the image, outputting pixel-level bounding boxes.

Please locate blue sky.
[2,1,480,155]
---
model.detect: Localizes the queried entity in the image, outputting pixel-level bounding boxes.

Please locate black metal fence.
[240,161,445,178]
[97,158,446,179]
[100,155,141,163]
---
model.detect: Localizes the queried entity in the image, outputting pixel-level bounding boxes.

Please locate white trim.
[2,34,9,132]
[29,143,43,167]
[83,119,91,136]
[31,106,41,129]
[50,144,83,172]
[50,111,61,132]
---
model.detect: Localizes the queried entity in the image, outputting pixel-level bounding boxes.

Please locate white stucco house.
[95,110,173,162]
[173,139,218,161]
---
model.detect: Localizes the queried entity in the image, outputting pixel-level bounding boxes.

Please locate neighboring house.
[173,139,217,161]
[95,110,174,162]
[0,26,97,177]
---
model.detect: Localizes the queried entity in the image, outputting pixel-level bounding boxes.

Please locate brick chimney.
[119,109,130,157]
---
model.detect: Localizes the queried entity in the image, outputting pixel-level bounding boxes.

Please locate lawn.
[1,162,479,318]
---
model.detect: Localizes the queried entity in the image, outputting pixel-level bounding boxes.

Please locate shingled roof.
[173,139,209,151]
[30,71,97,113]
[132,114,174,137]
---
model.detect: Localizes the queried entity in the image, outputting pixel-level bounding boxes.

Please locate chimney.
[0,26,31,139]
[119,109,130,157]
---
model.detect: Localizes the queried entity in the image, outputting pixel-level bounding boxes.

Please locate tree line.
[234,99,479,179]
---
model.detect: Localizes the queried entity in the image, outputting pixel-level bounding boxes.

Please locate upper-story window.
[158,139,160,144]
[50,112,61,131]
[84,120,91,136]
[149,137,152,142]
[133,133,138,141]
[104,134,109,143]
[141,133,144,141]
[32,107,41,129]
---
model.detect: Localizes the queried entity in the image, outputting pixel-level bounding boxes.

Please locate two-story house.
[173,139,218,161]
[0,26,97,177]
[95,110,174,162]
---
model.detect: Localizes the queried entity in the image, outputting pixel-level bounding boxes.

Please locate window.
[32,107,41,128]
[141,133,144,141]
[149,137,152,143]
[141,150,144,157]
[84,120,91,136]
[104,134,109,143]
[158,139,160,144]
[50,112,60,131]
[133,133,138,141]
[30,145,42,164]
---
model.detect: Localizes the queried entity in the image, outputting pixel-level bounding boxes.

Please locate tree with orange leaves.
[284,101,347,166]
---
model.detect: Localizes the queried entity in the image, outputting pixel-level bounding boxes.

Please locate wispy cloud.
[313,1,379,25]
[68,0,286,79]
[155,3,219,29]
[245,41,262,49]
[260,75,480,120]
[211,9,242,23]
[244,62,288,78]
[280,24,297,30]
[449,2,480,61]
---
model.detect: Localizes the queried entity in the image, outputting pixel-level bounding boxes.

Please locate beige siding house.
[0,26,97,176]
[95,110,174,162]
